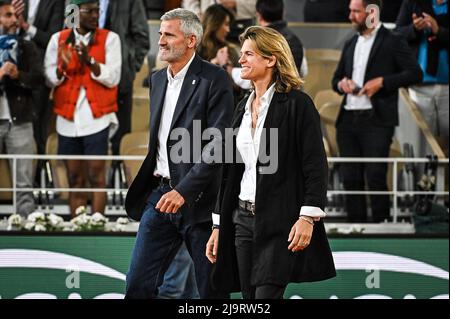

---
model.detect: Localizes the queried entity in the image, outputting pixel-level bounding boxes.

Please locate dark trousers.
[233,208,286,299]
[336,111,395,222]
[125,184,215,299]
[111,90,133,155]
[32,86,52,155]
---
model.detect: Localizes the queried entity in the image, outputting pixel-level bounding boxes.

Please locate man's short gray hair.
[161,8,203,48]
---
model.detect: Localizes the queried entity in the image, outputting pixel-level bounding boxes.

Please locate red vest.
[53,29,118,121]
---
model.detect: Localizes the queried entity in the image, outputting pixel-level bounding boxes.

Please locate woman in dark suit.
[206,26,336,299]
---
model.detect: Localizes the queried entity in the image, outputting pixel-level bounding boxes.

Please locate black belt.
[238,199,255,215]
[155,176,173,188]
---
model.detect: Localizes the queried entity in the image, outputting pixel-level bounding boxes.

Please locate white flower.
[71,214,91,226]
[24,222,35,231]
[62,225,75,232]
[48,214,64,228]
[34,224,47,232]
[28,212,46,223]
[91,213,108,226]
[75,206,87,216]
[116,217,129,225]
[8,214,23,227]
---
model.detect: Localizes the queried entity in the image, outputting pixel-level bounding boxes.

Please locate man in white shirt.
[332,0,422,222]
[44,0,121,216]
[125,9,233,299]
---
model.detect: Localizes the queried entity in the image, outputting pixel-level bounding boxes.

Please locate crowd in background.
[0,0,447,222]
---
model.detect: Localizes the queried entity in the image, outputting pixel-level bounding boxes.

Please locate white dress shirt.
[344,24,381,111]
[153,53,196,179]
[234,84,326,220]
[44,28,122,138]
[25,0,40,39]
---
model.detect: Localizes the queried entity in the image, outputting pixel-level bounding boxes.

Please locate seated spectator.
[304,0,350,23]
[198,4,243,103]
[182,0,256,43]
[395,0,449,154]
[0,1,42,216]
[198,4,239,64]
[332,0,422,223]
[44,0,122,217]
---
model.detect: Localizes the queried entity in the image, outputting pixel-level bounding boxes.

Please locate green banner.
[0,236,448,299]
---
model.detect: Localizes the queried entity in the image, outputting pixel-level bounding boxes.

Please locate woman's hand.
[206,229,219,264]
[288,217,314,252]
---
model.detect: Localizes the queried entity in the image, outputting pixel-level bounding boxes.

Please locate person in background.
[0,1,42,216]
[11,0,64,159]
[99,0,150,156]
[332,0,423,223]
[395,0,449,154]
[256,0,306,77]
[44,0,121,217]
[182,0,256,43]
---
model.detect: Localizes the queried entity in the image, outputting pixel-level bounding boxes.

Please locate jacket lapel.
[365,26,386,78]
[104,0,116,29]
[150,71,168,145]
[169,55,201,132]
[346,36,358,77]
[258,92,287,162]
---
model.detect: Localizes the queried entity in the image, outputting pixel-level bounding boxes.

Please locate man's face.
[349,0,369,33]
[0,5,18,35]
[79,2,99,31]
[158,19,195,63]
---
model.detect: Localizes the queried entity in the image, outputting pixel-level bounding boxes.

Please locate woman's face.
[239,39,274,82]
[215,15,230,43]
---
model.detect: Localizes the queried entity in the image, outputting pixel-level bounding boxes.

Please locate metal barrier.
[0,154,448,222]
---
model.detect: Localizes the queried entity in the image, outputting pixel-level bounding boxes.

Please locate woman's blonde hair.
[239,26,303,93]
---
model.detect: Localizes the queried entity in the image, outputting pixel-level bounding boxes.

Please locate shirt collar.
[73,28,93,43]
[245,83,276,114]
[167,53,196,84]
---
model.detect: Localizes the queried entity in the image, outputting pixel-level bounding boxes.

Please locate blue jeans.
[157,242,200,299]
[125,184,214,299]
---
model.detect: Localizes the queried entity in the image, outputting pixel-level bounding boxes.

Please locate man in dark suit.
[12,0,64,155]
[125,8,233,299]
[99,0,150,156]
[332,0,423,223]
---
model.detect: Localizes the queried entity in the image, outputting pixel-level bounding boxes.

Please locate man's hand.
[17,14,30,32]
[2,62,19,80]
[11,0,25,17]
[359,77,384,98]
[412,13,428,32]
[155,189,186,214]
[58,44,73,69]
[288,217,314,253]
[338,77,358,95]
[75,42,90,65]
[217,0,236,10]
[423,13,440,35]
[206,229,219,264]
